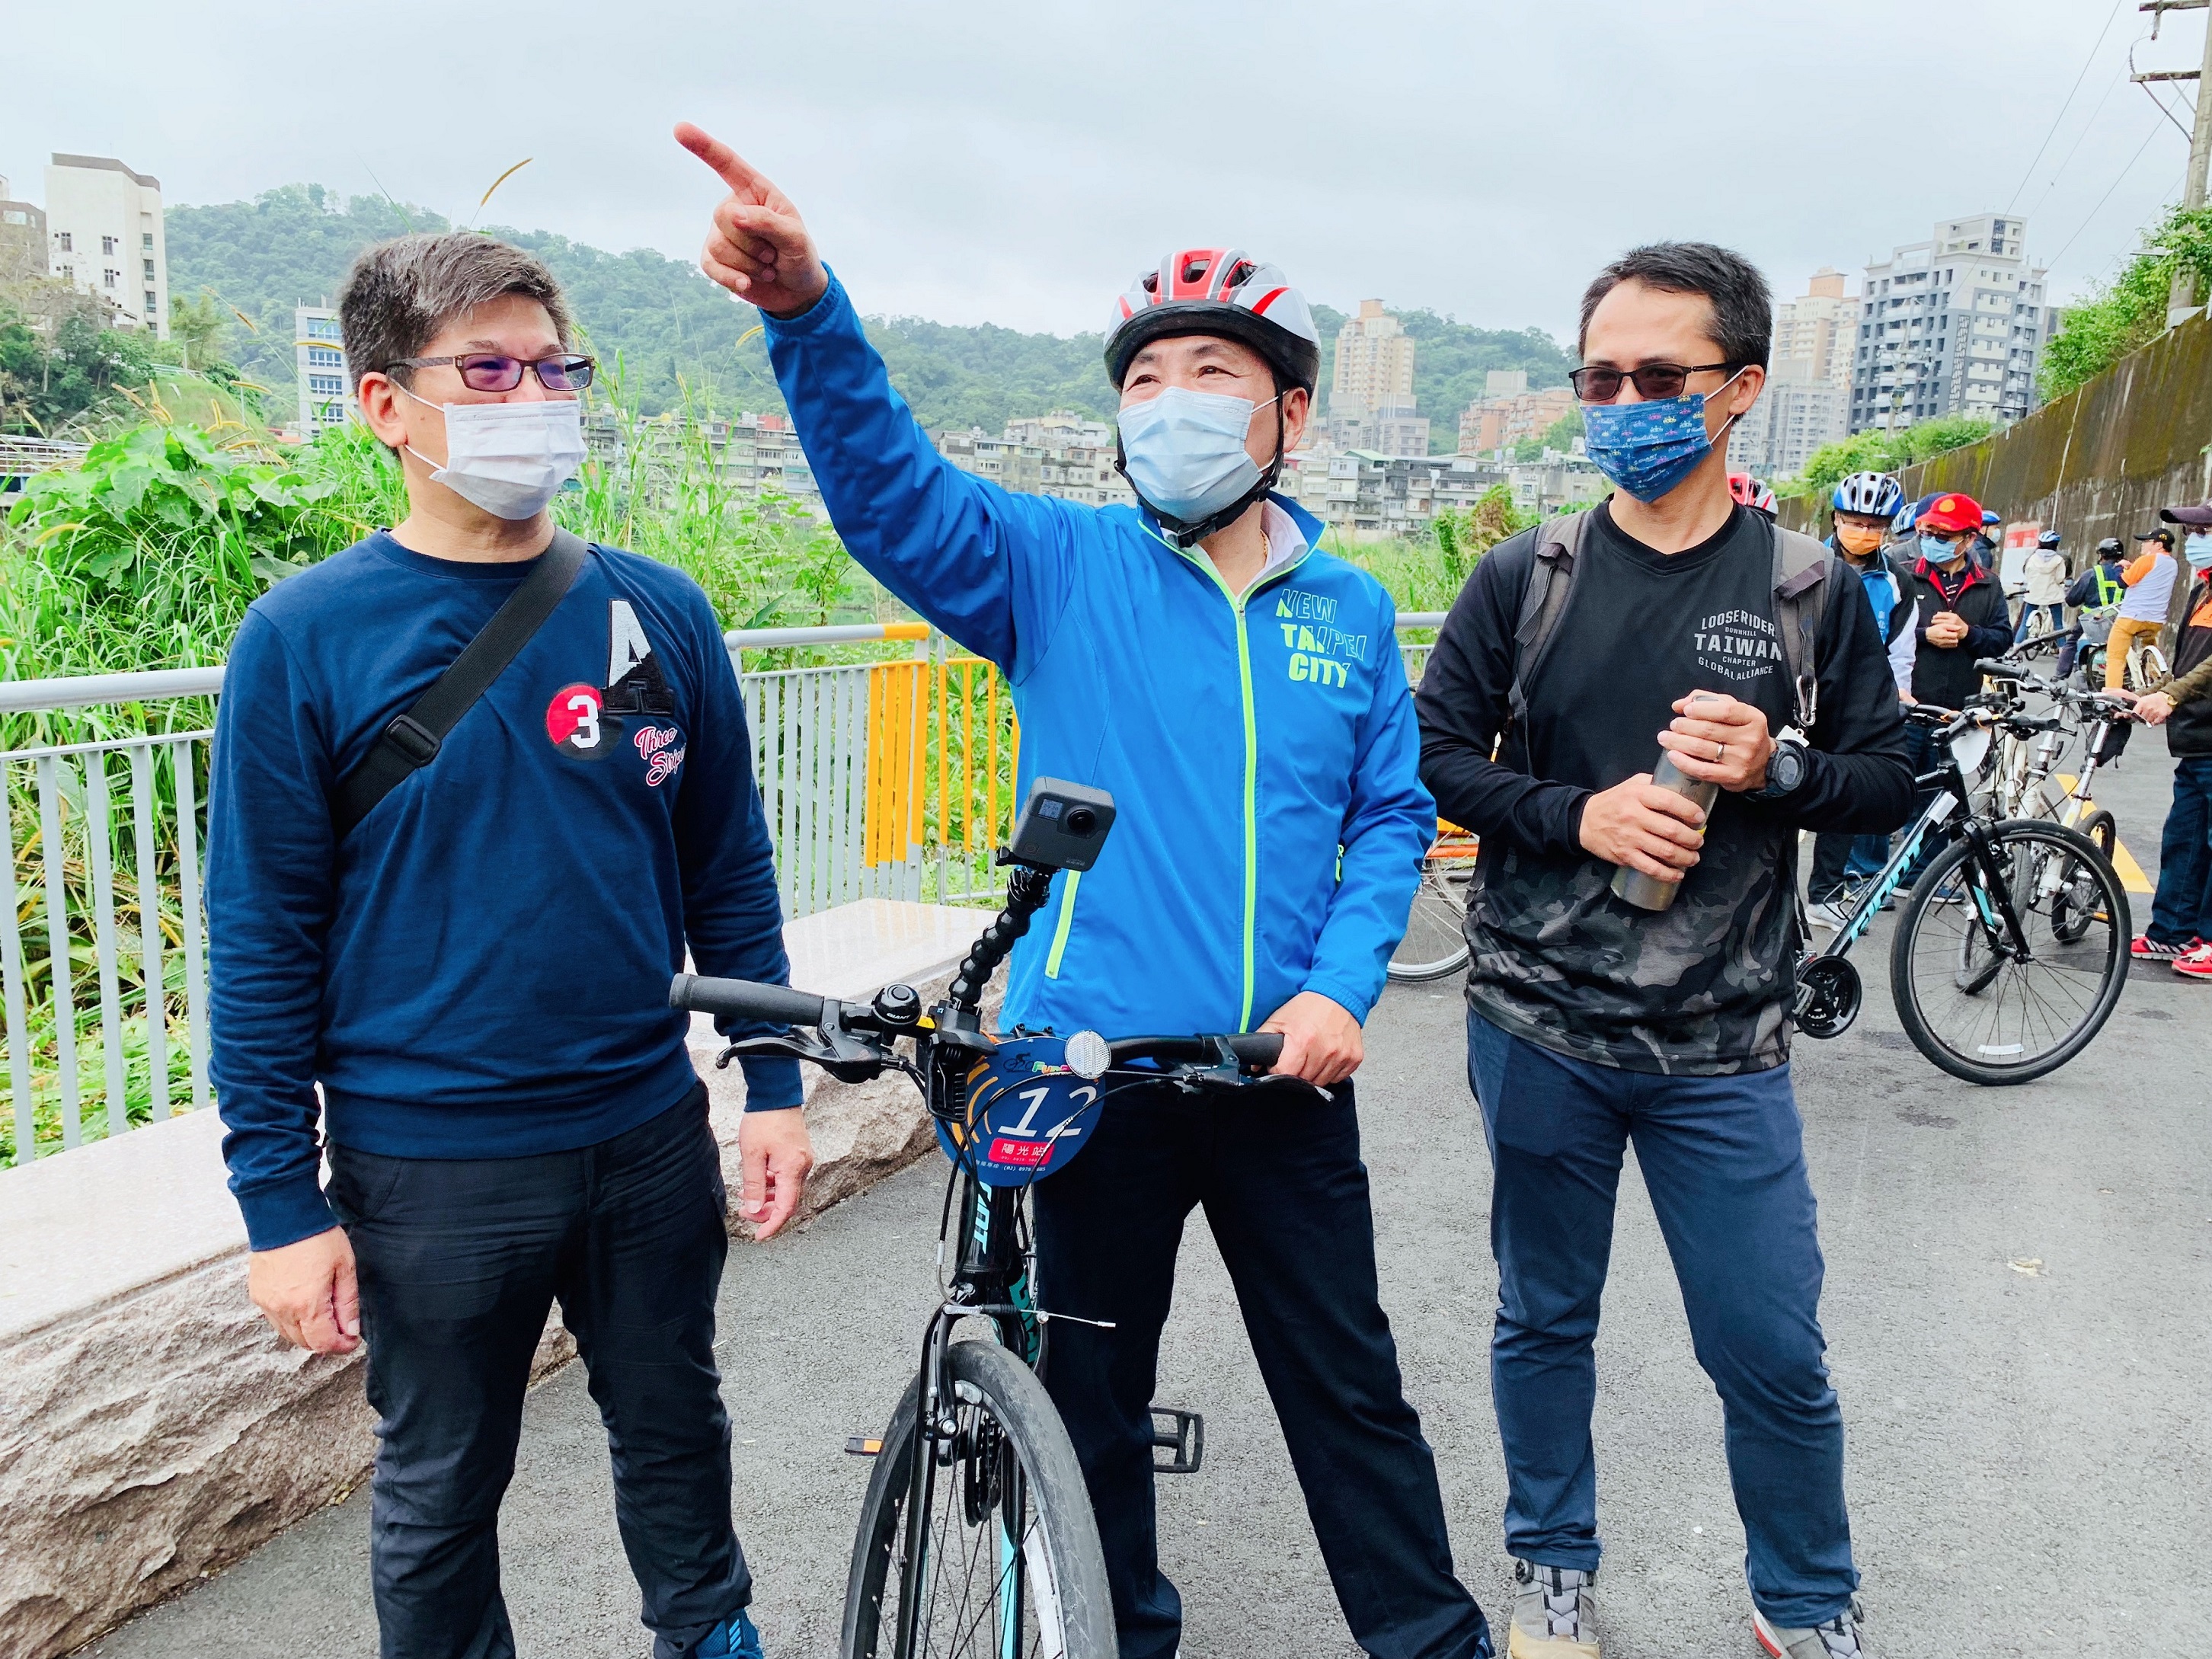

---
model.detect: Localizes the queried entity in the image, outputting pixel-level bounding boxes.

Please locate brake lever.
[715,1000,889,1084]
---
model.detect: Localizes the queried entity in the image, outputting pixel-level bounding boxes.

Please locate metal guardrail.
[0,614,1443,1166]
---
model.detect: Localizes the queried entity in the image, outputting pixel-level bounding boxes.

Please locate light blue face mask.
[1580,367,1747,503]
[1117,386,1277,531]
[1920,534,1966,565]
[2187,532,2212,571]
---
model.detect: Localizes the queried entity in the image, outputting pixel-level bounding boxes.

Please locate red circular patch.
[546,682,605,750]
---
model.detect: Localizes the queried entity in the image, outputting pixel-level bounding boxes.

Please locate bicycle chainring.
[1795,955,1862,1040]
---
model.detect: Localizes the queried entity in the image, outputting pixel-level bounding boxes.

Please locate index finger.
[675,121,768,197]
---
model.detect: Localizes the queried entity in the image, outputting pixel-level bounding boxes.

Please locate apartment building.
[0,177,45,289]
[43,154,167,337]
[294,306,355,437]
[1458,384,1577,456]
[582,410,824,514]
[1726,356,1847,480]
[937,411,1136,508]
[1848,213,2047,433]
[1328,299,1429,456]
[1323,451,1510,535]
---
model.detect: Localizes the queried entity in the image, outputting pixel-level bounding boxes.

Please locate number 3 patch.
[546,682,615,760]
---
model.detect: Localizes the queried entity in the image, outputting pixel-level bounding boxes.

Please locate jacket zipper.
[1161,530,1311,1032]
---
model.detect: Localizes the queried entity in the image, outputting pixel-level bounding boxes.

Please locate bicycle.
[672,781,1328,1659]
[1792,670,2133,1085]
[1388,821,1478,983]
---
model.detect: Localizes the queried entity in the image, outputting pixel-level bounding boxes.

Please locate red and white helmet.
[1104,248,1322,394]
[1729,473,1777,514]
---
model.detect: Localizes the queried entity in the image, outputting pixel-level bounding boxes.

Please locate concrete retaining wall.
[0,898,987,1659]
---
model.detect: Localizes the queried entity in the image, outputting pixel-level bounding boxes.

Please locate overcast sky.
[5,1,2203,341]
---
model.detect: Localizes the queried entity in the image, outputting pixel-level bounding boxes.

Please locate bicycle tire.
[843,1341,1115,1659]
[1389,856,1474,983]
[2079,808,2118,860]
[1889,820,2130,1085]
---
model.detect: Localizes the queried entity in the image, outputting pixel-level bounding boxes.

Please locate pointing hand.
[676,123,830,320]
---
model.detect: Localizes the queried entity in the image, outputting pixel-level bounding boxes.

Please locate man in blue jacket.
[679,126,1489,1659]
[208,232,808,1659]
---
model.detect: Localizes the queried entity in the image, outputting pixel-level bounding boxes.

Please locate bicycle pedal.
[1150,1406,1204,1474]
[844,1436,884,1456]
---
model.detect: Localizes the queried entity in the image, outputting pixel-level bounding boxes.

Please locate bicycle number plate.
[1952,724,1992,775]
[938,1037,1105,1188]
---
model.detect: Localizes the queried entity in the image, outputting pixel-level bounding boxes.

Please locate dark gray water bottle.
[1610,701,1721,913]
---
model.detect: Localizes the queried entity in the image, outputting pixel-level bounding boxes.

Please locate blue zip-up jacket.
[764,276,1433,1038]
[206,535,801,1251]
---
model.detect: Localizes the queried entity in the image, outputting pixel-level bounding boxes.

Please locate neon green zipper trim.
[1044,870,1081,979]
[1153,526,1312,1032]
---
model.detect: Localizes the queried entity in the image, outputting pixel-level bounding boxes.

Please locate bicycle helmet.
[1983,509,2002,526]
[1832,471,1904,518]
[2095,536,2124,556]
[2037,529,2062,548]
[1104,248,1322,394]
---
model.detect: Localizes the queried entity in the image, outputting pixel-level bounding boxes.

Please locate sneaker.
[2174,943,2212,980]
[1753,1599,1865,1658]
[2133,933,2202,961]
[694,1609,764,1659]
[1507,1559,1599,1657]
[1808,898,1854,932]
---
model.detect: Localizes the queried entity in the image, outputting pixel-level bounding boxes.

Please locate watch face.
[1775,746,1806,791]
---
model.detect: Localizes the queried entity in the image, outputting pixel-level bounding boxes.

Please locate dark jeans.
[1807,831,1891,903]
[2013,602,2065,643]
[1466,1012,1857,1629]
[2149,755,2212,944]
[327,1084,746,1659]
[1033,1079,1491,1659]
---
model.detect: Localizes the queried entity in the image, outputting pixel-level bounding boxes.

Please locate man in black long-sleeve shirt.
[1415,244,1910,1659]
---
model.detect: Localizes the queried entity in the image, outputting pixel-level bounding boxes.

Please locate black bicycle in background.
[1793,663,2132,1085]
[672,780,1327,1659]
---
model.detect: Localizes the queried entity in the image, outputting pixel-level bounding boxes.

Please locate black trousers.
[327,1084,747,1659]
[1032,1080,1491,1659]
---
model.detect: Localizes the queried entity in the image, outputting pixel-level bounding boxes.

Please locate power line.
[2048,111,2172,272]
[2009,0,2134,212]
[2028,59,2132,219]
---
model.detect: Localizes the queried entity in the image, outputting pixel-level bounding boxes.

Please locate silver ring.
[1715,741,1726,763]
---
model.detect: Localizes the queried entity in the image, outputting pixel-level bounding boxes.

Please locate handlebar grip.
[1974,658,2019,676]
[668,973,825,1028]
[1225,1033,1284,1069]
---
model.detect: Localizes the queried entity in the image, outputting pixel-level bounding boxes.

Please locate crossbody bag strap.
[1506,510,1590,728]
[1769,520,1830,732]
[331,529,590,841]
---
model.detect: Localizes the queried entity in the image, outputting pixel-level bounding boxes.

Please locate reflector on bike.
[936,1036,1108,1187]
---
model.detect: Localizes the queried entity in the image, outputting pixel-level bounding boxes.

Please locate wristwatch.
[1747,736,1808,801]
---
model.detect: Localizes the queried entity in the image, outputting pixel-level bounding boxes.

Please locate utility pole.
[2137,0,2212,321]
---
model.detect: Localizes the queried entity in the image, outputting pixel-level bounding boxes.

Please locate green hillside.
[165,186,1571,443]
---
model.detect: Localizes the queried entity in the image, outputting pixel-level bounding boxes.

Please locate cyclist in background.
[1808,471,1915,929]
[677,126,1491,1659]
[2060,538,2127,679]
[2108,526,2180,689]
[2124,503,2212,970]
[1729,471,1779,520]
[2015,529,2069,644]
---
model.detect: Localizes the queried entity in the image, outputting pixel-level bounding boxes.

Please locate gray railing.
[0,612,1446,1168]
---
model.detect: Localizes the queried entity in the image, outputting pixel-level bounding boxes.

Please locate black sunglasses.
[388,352,596,392]
[1568,361,1737,403]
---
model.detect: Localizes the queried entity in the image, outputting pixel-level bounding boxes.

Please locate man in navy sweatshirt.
[207,232,805,1659]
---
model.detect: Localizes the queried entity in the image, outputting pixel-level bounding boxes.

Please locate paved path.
[91,749,2210,1659]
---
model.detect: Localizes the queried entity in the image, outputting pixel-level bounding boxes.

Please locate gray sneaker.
[1753,1598,1865,1658]
[1507,1559,1599,1657]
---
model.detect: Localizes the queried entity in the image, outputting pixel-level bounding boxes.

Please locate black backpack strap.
[331,529,590,840]
[1507,510,1590,727]
[1769,519,1830,732]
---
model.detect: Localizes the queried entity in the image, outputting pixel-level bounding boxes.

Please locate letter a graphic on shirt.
[603,599,674,715]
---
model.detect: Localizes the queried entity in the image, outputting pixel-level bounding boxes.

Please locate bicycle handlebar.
[670,973,826,1028]
[1108,1032,1284,1071]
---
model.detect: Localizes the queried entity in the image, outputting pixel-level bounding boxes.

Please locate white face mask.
[398,385,586,520]
[1117,386,1277,529]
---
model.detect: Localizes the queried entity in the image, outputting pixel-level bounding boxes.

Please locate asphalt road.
[89,744,2210,1659]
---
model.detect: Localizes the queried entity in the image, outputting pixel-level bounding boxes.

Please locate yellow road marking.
[2052,778,2153,893]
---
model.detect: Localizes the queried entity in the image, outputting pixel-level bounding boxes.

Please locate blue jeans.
[1465,1012,1858,1629]
[2149,756,2212,945]
[326,1085,749,1659]
[2013,602,2064,644]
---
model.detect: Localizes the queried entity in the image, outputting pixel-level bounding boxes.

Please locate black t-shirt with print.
[1418,500,1913,1076]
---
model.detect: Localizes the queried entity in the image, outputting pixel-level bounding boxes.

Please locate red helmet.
[1104,248,1322,394]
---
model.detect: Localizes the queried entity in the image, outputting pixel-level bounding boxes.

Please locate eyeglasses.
[1568,361,1737,403]
[386,352,596,392]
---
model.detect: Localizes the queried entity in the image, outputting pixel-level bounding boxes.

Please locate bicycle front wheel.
[843,1341,1115,1659]
[1889,820,2130,1085]
[1389,855,1475,983]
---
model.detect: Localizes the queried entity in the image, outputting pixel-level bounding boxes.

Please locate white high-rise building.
[43,154,167,337]
[1728,269,1859,478]
[295,306,355,436]
[1849,213,2047,433]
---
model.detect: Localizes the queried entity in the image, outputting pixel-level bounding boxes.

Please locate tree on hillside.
[169,289,228,370]
[2040,203,2212,401]
[1309,301,1576,454]
[0,297,173,433]
[1776,415,1996,501]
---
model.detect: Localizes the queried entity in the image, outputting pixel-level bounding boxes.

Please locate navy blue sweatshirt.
[208,532,802,1251]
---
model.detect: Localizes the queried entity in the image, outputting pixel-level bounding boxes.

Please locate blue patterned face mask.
[1581,367,1747,503]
